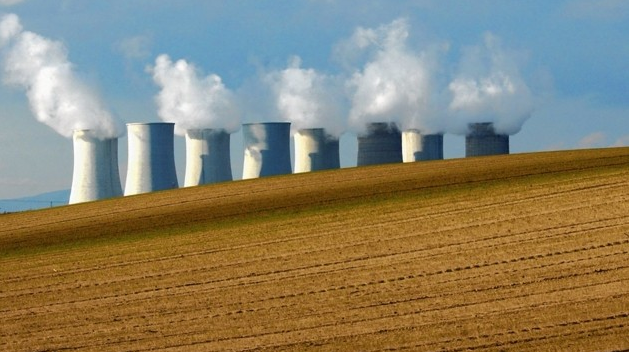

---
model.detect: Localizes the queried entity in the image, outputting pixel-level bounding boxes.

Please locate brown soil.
[1,148,628,351]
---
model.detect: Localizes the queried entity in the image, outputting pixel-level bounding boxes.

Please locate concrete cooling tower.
[294,128,340,173]
[124,122,179,196]
[69,130,123,204]
[402,129,444,162]
[184,129,232,187]
[242,122,292,179]
[357,122,402,166]
[465,122,509,157]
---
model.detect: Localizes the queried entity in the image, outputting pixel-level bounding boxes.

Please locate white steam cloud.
[0,13,123,139]
[265,56,346,137]
[0,0,26,6]
[447,32,534,135]
[344,18,440,135]
[150,54,241,135]
[0,12,19,46]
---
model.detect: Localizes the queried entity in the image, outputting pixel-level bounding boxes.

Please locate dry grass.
[1,148,628,351]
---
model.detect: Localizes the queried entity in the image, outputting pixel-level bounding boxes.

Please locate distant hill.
[0,189,69,213]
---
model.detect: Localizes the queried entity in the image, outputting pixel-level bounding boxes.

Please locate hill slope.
[1,148,628,351]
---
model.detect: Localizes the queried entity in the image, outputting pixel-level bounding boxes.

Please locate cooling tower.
[69,130,123,204]
[184,129,232,187]
[294,128,340,173]
[402,129,444,162]
[242,122,292,179]
[465,122,509,157]
[357,122,402,166]
[124,122,179,195]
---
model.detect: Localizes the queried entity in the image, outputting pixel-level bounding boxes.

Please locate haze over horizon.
[0,0,628,199]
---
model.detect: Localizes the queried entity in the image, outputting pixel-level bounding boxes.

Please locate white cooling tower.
[184,129,232,187]
[465,122,509,157]
[242,122,292,179]
[124,122,179,196]
[357,122,402,166]
[402,129,444,162]
[69,130,123,204]
[294,128,340,173]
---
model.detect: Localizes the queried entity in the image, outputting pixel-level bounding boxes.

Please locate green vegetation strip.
[1,148,628,256]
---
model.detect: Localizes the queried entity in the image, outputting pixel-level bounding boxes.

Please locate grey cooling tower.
[69,130,123,204]
[402,129,444,162]
[242,122,292,179]
[294,128,340,173]
[184,129,232,187]
[124,122,179,195]
[357,122,402,166]
[465,122,509,157]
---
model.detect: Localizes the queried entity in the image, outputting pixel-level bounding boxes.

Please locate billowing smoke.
[265,56,346,137]
[150,54,240,136]
[447,32,534,135]
[0,13,123,139]
[343,18,440,135]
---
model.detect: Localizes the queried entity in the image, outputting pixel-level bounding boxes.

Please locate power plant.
[465,122,509,157]
[402,129,444,162]
[69,130,123,204]
[61,120,519,203]
[184,129,232,186]
[293,128,340,173]
[64,120,517,202]
[242,122,292,179]
[357,122,402,166]
[124,122,179,196]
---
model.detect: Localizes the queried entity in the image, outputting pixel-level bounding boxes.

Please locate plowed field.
[1,148,628,351]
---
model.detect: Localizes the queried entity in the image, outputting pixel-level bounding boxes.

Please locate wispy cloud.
[0,0,26,6]
[114,34,152,61]
[0,177,36,187]
[577,131,606,149]
[564,0,629,21]
[612,135,629,147]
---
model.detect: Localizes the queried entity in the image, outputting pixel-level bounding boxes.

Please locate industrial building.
[184,129,232,186]
[242,122,292,179]
[124,122,179,195]
[465,122,509,157]
[401,129,444,162]
[293,128,340,173]
[69,130,123,204]
[357,122,402,166]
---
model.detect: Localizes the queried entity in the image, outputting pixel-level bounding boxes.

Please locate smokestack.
[69,130,123,204]
[357,122,402,166]
[402,129,444,162]
[242,122,292,179]
[184,129,232,186]
[465,122,509,157]
[124,122,179,195]
[294,128,340,173]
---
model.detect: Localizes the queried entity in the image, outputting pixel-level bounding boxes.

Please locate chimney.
[402,129,444,162]
[357,122,402,166]
[465,122,509,157]
[124,122,179,195]
[294,128,340,173]
[69,130,123,204]
[184,129,232,186]
[242,122,292,179]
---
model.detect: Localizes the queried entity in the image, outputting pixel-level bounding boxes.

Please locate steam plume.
[265,56,346,137]
[447,32,534,135]
[150,54,240,135]
[344,18,439,135]
[0,13,123,139]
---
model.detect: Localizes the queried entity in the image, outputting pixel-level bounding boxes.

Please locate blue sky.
[0,0,628,199]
